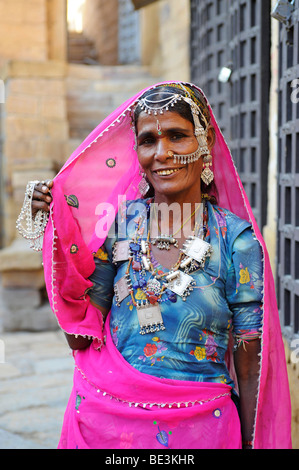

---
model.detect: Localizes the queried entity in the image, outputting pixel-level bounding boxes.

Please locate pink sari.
[42,82,292,449]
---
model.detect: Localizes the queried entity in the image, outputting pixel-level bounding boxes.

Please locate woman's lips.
[154,167,184,176]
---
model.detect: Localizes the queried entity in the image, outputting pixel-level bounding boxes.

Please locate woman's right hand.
[32,180,53,218]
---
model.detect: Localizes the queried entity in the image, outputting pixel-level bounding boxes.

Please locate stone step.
[68,31,94,45]
[0,331,74,448]
[66,63,159,139]
[67,32,98,65]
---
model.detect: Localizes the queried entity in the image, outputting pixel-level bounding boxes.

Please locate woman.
[18,82,292,449]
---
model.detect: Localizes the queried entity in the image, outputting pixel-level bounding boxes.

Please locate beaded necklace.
[113,199,212,335]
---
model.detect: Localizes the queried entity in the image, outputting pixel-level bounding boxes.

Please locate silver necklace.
[150,202,202,251]
[113,200,212,334]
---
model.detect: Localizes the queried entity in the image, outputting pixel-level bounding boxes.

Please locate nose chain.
[167,146,202,165]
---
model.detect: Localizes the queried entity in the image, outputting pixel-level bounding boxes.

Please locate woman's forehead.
[136,110,193,132]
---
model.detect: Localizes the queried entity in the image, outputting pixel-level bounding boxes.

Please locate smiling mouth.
[155,167,183,176]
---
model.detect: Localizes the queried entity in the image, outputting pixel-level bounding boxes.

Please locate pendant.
[112,240,131,263]
[136,302,165,335]
[146,278,162,295]
[201,167,214,186]
[114,275,131,306]
[166,271,196,301]
[151,235,178,250]
[181,236,212,268]
[138,175,150,196]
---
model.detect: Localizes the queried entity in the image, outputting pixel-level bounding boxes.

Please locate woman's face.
[136,110,212,200]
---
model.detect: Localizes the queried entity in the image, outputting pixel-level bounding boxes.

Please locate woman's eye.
[139,137,155,146]
[171,133,185,141]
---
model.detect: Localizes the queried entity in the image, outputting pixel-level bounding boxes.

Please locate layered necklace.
[113,199,212,335]
[150,202,200,250]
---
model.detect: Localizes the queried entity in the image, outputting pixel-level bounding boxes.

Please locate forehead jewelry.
[138,91,183,115]
[156,119,162,135]
[137,87,210,165]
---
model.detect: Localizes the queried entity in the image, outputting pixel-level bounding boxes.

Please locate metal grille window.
[190,0,230,137]
[277,1,299,339]
[190,0,271,229]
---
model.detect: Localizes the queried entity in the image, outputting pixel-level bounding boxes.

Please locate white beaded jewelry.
[16,180,49,252]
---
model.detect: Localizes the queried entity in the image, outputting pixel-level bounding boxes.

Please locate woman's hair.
[134,84,211,129]
[134,83,218,204]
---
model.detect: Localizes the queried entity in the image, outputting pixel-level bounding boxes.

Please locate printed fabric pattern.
[42,81,292,448]
[88,200,263,387]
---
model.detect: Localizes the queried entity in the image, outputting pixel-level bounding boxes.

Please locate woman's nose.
[155,138,171,161]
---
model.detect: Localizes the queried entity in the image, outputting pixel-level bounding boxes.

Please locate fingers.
[32,180,53,214]
[43,179,54,189]
[35,179,53,194]
[32,199,51,213]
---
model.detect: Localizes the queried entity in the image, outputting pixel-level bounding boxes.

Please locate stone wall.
[0,0,48,67]
[0,61,68,332]
[80,0,190,79]
[0,0,68,332]
[140,0,190,81]
[47,0,68,61]
[158,0,190,81]
[0,0,67,66]
[263,2,279,274]
[66,62,157,140]
[82,0,119,65]
[1,61,68,246]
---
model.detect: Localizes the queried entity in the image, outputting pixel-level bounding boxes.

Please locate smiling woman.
[18,81,292,449]
[133,87,214,269]
[134,85,217,208]
[136,112,205,202]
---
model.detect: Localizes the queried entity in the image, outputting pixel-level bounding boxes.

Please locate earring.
[138,170,150,196]
[201,154,214,185]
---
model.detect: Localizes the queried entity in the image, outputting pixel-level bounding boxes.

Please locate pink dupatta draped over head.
[42,81,292,449]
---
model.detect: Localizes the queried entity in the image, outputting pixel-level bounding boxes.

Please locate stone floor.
[0,329,74,449]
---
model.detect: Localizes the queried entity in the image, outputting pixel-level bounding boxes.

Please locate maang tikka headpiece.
[137,84,212,170]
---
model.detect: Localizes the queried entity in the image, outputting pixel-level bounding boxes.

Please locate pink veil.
[42,81,292,449]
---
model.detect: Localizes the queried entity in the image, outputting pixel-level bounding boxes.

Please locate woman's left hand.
[32,180,53,217]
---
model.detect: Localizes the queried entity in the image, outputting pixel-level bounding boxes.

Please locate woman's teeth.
[156,168,181,176]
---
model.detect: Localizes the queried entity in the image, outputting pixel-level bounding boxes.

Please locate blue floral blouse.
[88,200,263,388]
